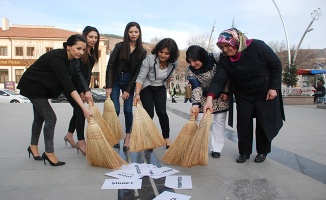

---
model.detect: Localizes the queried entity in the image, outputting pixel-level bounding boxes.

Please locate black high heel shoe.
[27,146,43,161]
[123,146,129,151]
[42,152,66,166]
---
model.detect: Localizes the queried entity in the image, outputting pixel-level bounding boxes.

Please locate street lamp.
[292,8,322,64]
[272,0,291,66]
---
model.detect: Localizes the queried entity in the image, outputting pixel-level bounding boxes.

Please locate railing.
[282,87,315,96]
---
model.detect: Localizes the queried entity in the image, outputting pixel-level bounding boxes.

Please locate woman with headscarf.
[204,28,285,163]
[186,45,229,158]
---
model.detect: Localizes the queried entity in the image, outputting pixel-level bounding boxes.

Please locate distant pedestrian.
[312,81,325,103]
[171,83,177,103]
[184,82,192,103]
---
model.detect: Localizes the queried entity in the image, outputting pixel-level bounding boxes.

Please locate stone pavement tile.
[1,103,326,200]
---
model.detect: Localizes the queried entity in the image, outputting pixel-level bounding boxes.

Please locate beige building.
[0,18,109,90]
[0,18,191,94]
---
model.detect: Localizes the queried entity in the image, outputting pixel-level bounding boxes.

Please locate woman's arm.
[105,43,121,89]
[133,82,143,105]
[70,90,92,119]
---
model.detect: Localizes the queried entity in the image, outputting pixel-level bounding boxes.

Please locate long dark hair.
[119,22,144,61]
[186,45,208,65]
[151,38,179,63]
[80,26,100,65]
[63,34,86,49]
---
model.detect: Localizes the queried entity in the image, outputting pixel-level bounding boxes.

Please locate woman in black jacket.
[204,28,285,163]
[63,26,100,156]
[17,34,92,166]
[105,22,147,151]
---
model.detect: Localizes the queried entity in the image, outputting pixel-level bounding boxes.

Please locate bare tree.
[185,32,216,52]
[149,36,163,46]
[267,40,287,53]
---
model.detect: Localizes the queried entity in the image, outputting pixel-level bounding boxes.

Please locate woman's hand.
[203,96,213,114]
[84,91,93,103]
[190,105,199,118]
[82,107,93,120]
[122,91,130,100]
[133,94,140,106]
[80,92,86,102]
[266,89,277,100]
[105,88,112,97]
[220,93,228,101]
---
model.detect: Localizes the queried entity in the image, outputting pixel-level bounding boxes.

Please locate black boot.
[236,155,250,163]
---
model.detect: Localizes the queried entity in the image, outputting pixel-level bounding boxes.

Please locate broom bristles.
[161,115,198,165]
[129,104,165,152]
[103,96,124,141]
[181,110,212,167]
[89,103,120,146]
[86,117,127,169]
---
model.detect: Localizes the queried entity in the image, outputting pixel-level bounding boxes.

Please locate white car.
[0,89,30,103]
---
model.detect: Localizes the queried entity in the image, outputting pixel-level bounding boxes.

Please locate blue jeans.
[110,72,133,133]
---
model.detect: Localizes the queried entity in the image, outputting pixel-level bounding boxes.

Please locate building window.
[0,46,8,56]
[27,47,34,56]
[0,69,9,83]
[175,74,180,81]
[46,47,53,52]
[15,47,23,56]
[15,69,24,83]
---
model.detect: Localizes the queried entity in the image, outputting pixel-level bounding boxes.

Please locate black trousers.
[30,98,57,153]
[64,91,86,141]
[140,85,170,139]
[236,98,272,156]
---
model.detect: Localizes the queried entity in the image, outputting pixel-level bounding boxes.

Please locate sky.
[1,0,325,52]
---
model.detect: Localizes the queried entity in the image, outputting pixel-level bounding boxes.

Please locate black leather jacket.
[70,59,91,93]
[105,42,147,93]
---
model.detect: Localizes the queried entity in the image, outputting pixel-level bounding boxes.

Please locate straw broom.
[161,115,198,166]
[88,102,119,146]
[102,96,124,141]
[129,103,165,152]
[86,117,127,169]
[181,110,212,167]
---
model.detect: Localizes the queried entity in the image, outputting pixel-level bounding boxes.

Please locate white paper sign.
[165,176,192,189]
[153,191,192,200]
[151,167,180,179]
[120,163,151,177]
[105,171,139,180]
[101,179,142,189]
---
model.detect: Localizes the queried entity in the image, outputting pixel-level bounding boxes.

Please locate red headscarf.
[217,28,253,62]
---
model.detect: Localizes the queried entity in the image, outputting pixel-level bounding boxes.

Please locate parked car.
[51,91,106,103]
[51,93,69,103]
[0,89,30,103]
[91,91,106,103]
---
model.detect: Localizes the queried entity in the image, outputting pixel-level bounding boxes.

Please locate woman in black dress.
[204,28,285,163]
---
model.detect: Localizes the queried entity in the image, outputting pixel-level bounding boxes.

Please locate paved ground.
[0,97,325,200]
